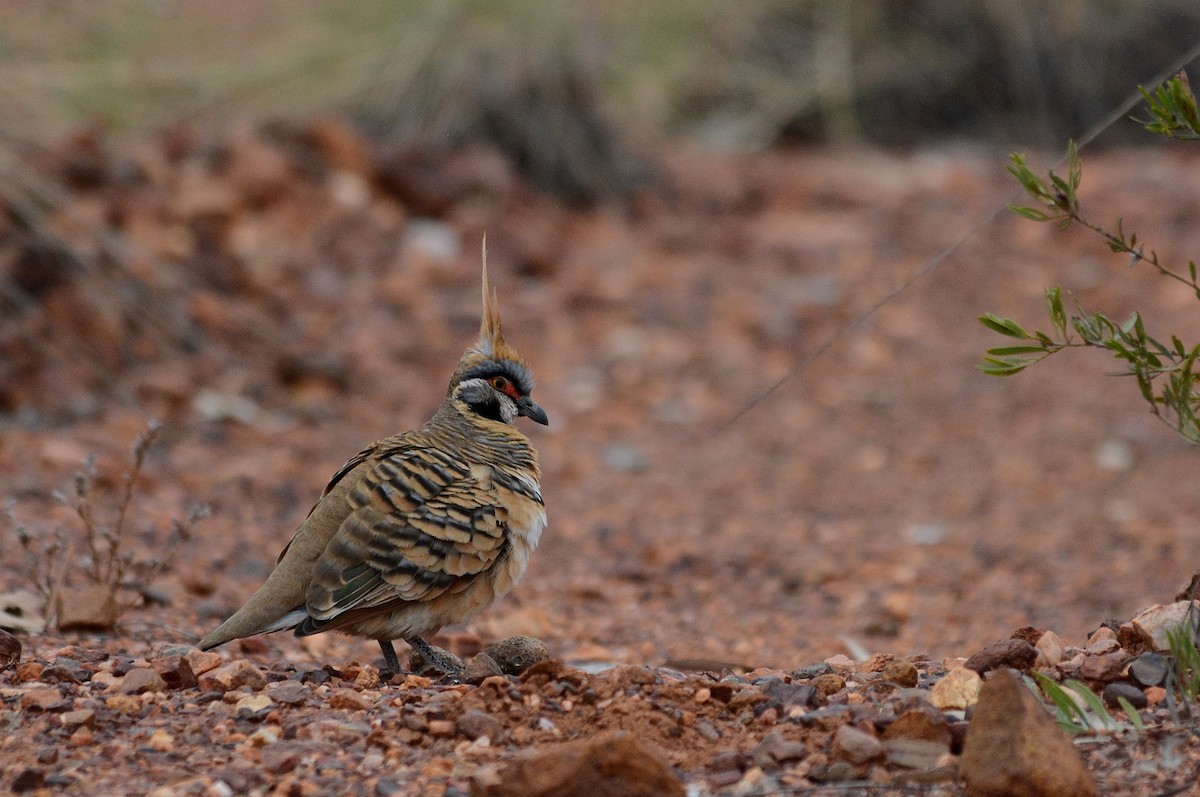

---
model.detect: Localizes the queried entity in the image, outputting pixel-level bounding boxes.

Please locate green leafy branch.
[1136,71,1200,140]
[980,72,1200,444]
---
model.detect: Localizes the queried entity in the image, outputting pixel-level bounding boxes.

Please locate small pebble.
[793,663,832,679]
[121,668,168,695]
[833,724,884,765]
[929,666,982,710]
[463,652,504,684]
[1102,681,1148,710]
[484,636,549,676]
[880,658,919,687]
[234,694,274,720]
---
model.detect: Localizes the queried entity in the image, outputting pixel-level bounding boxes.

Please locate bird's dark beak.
[517,396,549,426]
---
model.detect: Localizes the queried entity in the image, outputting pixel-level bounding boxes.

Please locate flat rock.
[1125,602,1200,651]
[19,687,66,711]
[120,667,168,694]
[197,659,266,692]
[883,738,950,770]
[473,729,684,797]
[235,693,274,720]
[961,668,1096,797]
[457,708,503,741]
[1128,652,1169,687]
[833,724,884,765]
[750,730,808,769]
[463,652,504,684]
[184,648,223,676]
[758,678,817,709]
[882,707,952,745]
[965,639,1038,674]
[55,584,118,631]
[879,658,919,687]
[1078,651,1129,683]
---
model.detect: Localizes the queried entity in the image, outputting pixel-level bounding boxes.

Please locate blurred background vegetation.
[0,0,1199,200]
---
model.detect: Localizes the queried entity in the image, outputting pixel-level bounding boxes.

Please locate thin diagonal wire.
[712,39,1200,437]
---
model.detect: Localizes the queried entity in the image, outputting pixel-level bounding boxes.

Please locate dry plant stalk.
[4,421,209,630]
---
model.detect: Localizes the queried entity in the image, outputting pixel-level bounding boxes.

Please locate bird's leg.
[378,639,403,682]
[406,636,465,681]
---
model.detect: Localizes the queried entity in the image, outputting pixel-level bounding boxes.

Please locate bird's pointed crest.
[447,237,526,394]
[477,236,506,358]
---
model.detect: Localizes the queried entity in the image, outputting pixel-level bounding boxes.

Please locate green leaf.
[978,359,1032,376]
[986,346,1048,356]
[1008,204,1052,222]
[979,313,1030,338]
[1064,679,1117,730]
[1032,672,1087,733]
[1045,287,1067,333]
[1117,696,1145,732]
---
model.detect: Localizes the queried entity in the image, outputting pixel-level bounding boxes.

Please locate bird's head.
[447,246,548,428]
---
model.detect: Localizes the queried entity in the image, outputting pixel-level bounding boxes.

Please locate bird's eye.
[489,376,510,391]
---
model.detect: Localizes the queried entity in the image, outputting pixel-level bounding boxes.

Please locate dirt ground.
[3,123,1200,794]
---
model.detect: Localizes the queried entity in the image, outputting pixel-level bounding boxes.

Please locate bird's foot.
[406,637,465,683]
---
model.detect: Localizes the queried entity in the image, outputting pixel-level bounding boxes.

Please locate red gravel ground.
[2,123,1200,794]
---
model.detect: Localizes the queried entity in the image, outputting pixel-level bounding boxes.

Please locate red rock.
[261,742,305,774]
[328,689,370,711]
[882,708,952,745]
[457,708,503,741]
[121,667,168,694]
[879,658,919,687]
[151,655,198,690]
[965,639,1038,674]
[833,725,884,765]
[1078,651,1130,683]
[961,669,1096,797]
[463,652,504,684]
[184,649,223,676]
[475,730,684,797]
[197,659,266,693]
[428,719,456,737]
[811,673,846,696]
[1034,631,1066,667]
[55,584,118,631]
[60,709,95,729]
[19,688,66,711]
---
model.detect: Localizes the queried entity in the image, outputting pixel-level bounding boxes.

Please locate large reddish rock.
[197,659,266,693]
[961,668,1096,797]
[55,585,118,631]
[473,730,684,797]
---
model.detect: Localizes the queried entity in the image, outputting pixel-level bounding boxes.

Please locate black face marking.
[458,380,509,423]
[460,361,534,396]
[469,396,506,423]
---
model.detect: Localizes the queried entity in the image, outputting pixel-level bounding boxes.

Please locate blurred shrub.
[675,0,1200,148]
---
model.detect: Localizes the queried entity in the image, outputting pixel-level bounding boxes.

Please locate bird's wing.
[298,445,508,631]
